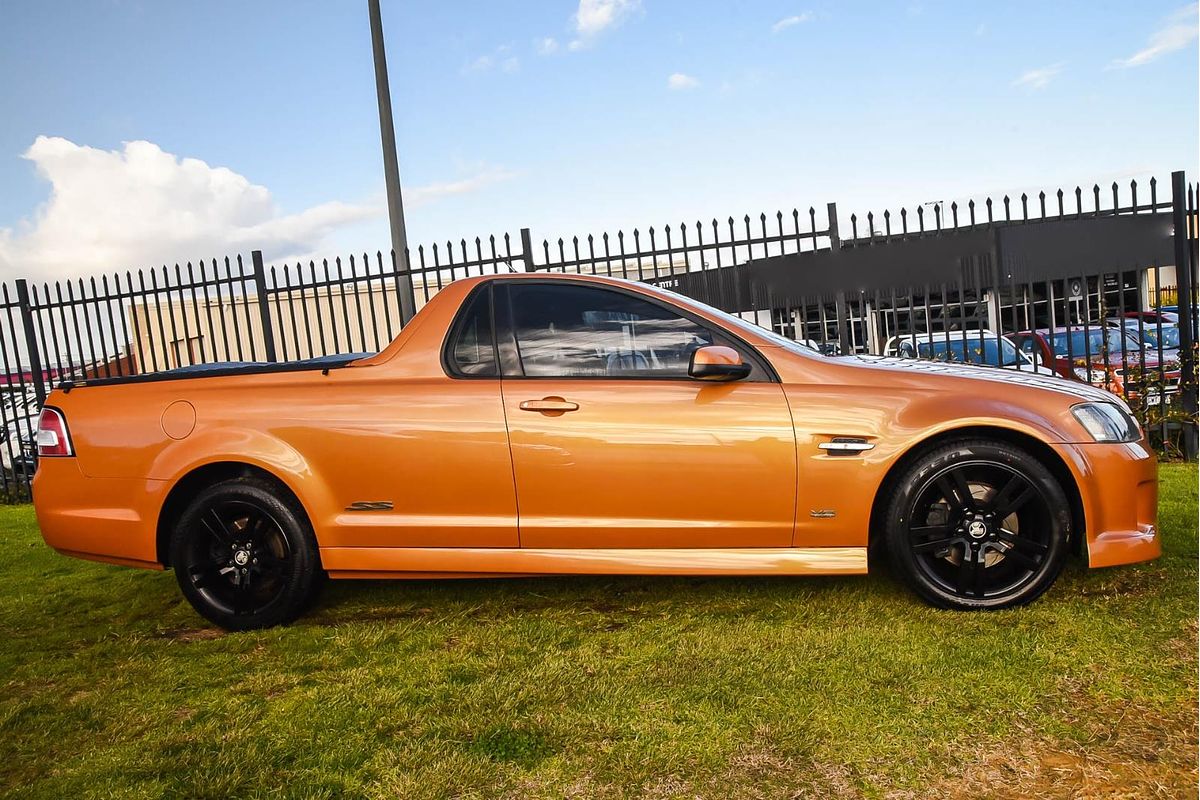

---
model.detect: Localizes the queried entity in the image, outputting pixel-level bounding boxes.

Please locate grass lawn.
[0,465,1195,799]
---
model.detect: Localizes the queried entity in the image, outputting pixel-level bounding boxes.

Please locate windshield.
[1140,325,1181,349]
[1049,328,1140,357]
[915,336,1022,366]
[650,285,824,355]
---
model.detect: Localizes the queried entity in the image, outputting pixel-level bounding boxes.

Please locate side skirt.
[321,546,867,579]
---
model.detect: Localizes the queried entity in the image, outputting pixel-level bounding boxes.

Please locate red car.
[1120,310,1179,326]
[1010,326,1181,403]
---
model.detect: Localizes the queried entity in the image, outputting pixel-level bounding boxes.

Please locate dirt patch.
[893,704,1198,800]
[1166,619,1199,663]
[1074,567,1168,599]
[160,627,225,642]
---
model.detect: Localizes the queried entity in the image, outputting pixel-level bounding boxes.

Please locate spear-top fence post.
[14,279,46,405]
[826,203,840,251]
[834,290,851,354]
[1170,171,1196,458]
[519,228,535,272]
[250,250,278,363]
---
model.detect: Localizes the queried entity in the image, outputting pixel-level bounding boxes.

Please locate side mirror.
[689,345,752,381]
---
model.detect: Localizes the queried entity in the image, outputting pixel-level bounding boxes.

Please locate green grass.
[1,466,1196,799]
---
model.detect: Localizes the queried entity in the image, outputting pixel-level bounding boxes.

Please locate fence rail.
[0,171,1193,499]
[843,177,1173,244]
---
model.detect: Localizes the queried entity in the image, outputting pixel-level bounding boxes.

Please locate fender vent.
[345,501,393,511]
[818,437,875,456]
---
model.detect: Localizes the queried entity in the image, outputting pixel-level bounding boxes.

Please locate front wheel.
[170,478,323,630]
[884,440,1071,610]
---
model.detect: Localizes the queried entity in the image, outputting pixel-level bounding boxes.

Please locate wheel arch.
[155,461,310,567]
[867,425,1085,556]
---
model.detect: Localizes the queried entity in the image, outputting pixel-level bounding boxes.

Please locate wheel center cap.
[233,549,250,566]
[967,520,988,539]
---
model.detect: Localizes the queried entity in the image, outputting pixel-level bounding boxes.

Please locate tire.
[170,477,323,630]
[884,439,1070,610]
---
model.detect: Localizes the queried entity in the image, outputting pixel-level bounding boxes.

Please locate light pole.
[368,0,416,323]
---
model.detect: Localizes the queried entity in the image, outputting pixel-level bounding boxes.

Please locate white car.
[0,389,40,477]
[883,330,1059,376]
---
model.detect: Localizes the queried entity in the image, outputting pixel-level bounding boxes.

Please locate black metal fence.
[0,171,1193,499]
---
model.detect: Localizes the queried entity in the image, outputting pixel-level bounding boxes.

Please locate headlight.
[1073,366,1105,384]
[1071,402,1141,443]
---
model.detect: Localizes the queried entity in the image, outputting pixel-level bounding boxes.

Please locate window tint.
[1060,328,1138,357]
[448,288,498,376]
[507,284,715,378]
[917,337,1021,366]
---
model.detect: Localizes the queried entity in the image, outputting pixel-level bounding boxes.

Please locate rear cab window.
[444,286,498,377]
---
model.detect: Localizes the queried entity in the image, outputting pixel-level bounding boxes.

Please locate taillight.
[36,407,73,457]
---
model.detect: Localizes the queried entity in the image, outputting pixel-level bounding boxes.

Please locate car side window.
[506,284,717,378]
[447,287,498,377]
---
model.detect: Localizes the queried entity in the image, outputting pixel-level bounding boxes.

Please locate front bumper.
[1051,439,1160,568]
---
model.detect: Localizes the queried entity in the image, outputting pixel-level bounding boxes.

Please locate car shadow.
[302,567,911,628]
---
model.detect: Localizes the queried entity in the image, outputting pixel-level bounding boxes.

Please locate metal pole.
[368,0,416,324]
[250,251,278,363]
[1170,171,1196,458]
[14,280,46,406]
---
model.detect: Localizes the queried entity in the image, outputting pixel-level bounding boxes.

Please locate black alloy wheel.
[171,478,323,630]
[885,440,1070,609]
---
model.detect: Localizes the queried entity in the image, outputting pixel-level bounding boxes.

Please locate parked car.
[1120,309,1179,326]
[1010,325,1181,404]
[1125,305,1199,327]
[882,330,1057,376]
[1111,319,1180,360]
[0,389,40,478]
[803,339,842,356]
[34,274,1158,629]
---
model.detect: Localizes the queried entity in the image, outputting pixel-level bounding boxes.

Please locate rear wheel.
[884,440,1070,610]
[170,478,323,630]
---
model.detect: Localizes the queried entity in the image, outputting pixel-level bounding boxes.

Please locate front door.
[496,281,796,550]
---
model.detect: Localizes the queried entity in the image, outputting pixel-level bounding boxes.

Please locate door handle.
[519,397,579,414]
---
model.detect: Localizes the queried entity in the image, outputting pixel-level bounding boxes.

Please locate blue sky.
[0,1,1196,278]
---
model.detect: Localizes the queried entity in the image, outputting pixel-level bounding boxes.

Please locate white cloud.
[406,167,518,208]
[1111,3,1198,67]
[463,54,494,73]
[771,12,813,33]
[569,0,640,49]
[536,36,560,55]
[0,137,376,278]
[0,137,517,279]
[1012,62,1064,90]
[667,72,700,90]
[464,44,520,74]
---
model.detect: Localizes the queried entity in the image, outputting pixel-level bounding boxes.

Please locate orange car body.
[33,273,1160,578]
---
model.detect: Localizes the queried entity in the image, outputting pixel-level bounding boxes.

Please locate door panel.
[296,377,519,548]
[304,285,517,548]
[502,379,796,548]
[494,280,795,549]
